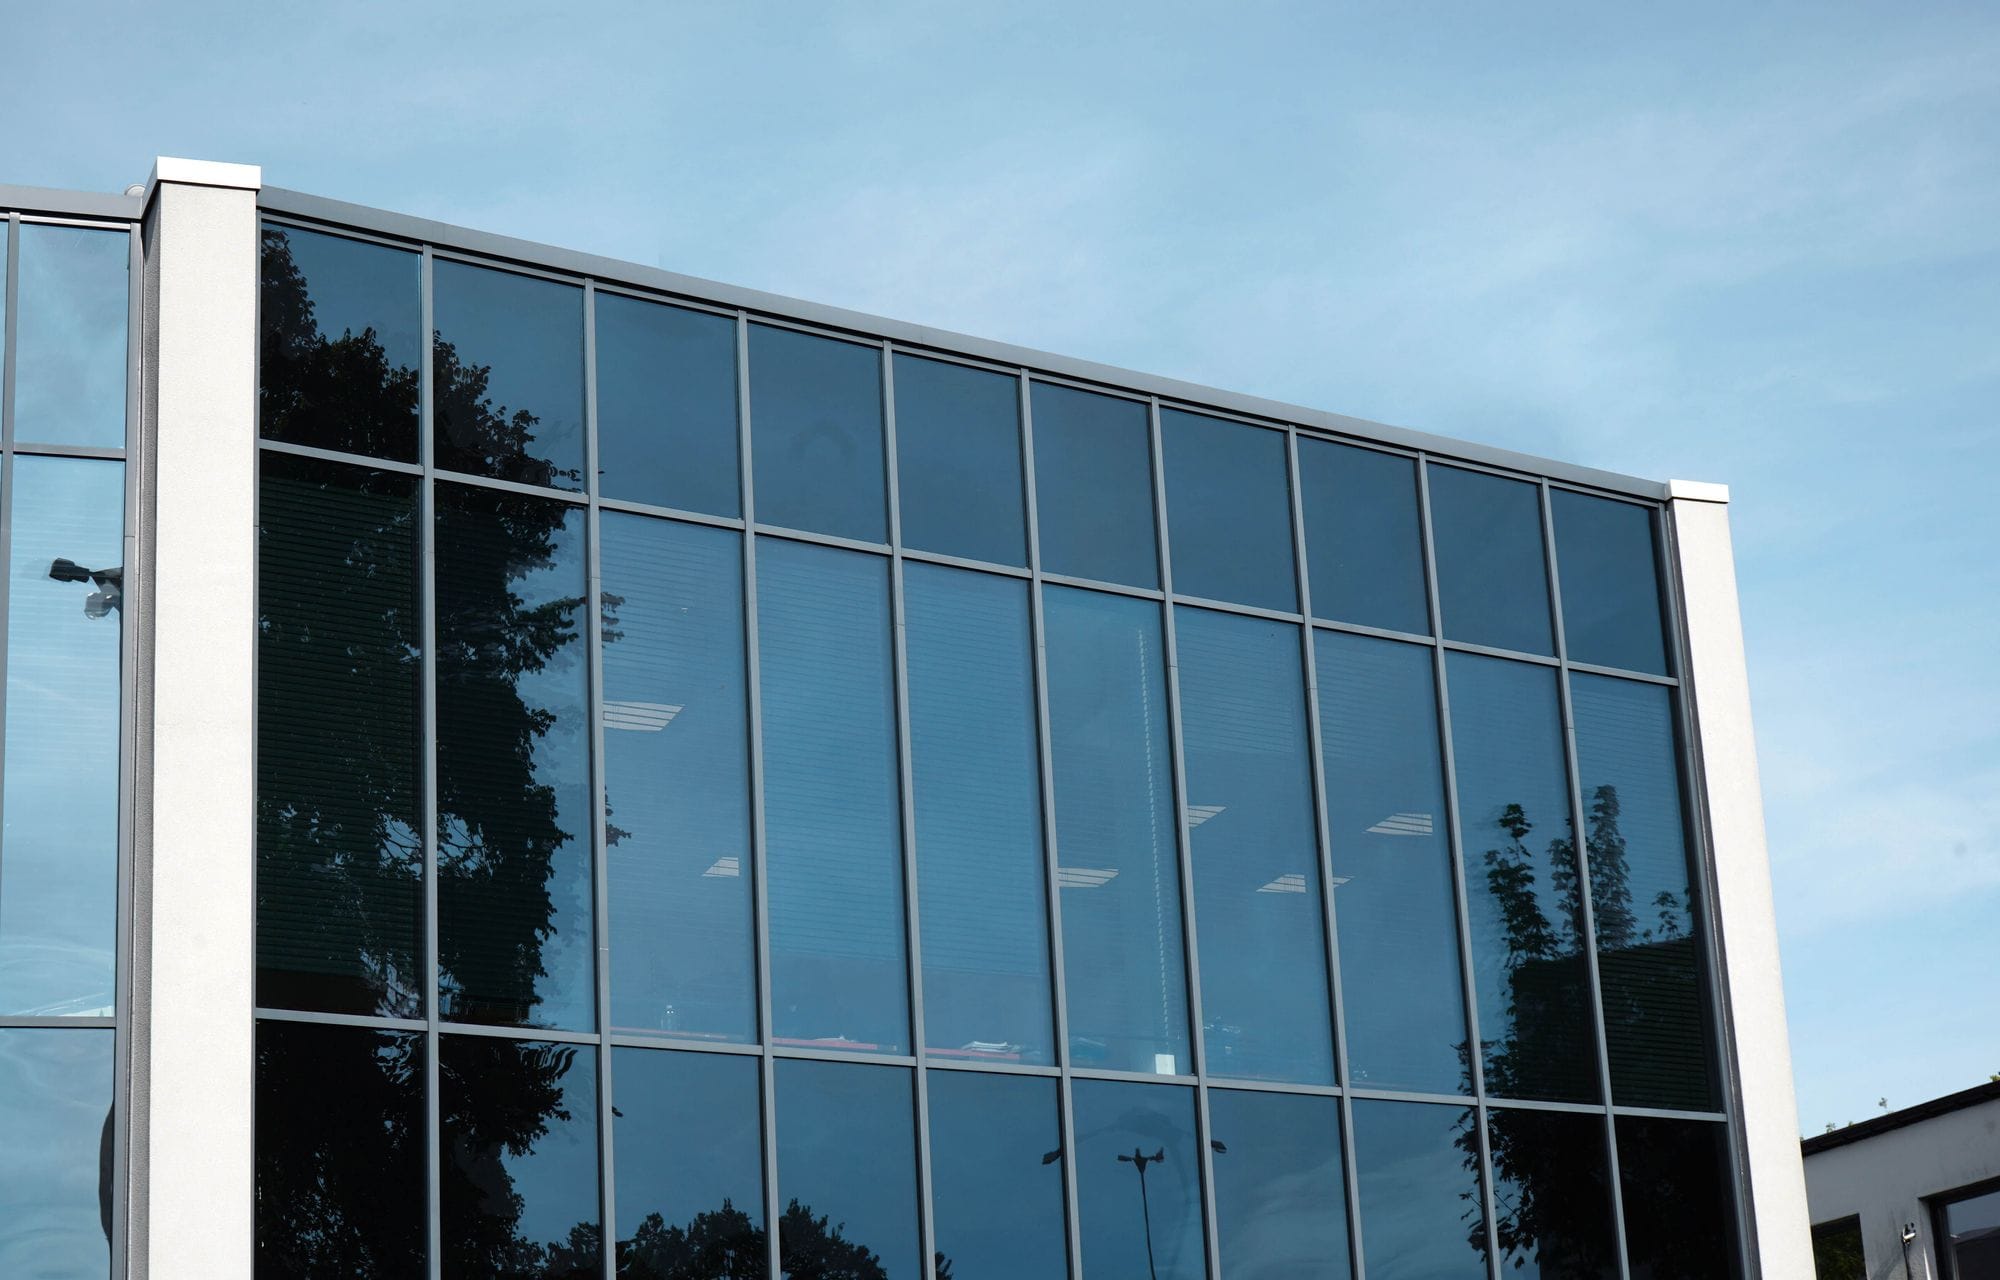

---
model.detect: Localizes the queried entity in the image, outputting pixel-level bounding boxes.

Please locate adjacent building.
[0,158,1813,1278]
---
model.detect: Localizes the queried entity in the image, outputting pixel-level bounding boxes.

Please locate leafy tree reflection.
[1454,787,1687,1275]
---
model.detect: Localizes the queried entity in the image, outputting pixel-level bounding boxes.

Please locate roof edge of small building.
[1802,1080,2000,1157]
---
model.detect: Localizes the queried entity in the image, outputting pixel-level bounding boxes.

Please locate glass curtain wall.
[250,215,1743,1279]
[0,210,133,1277]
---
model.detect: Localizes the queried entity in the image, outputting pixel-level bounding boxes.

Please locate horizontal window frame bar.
[10,441,126,460]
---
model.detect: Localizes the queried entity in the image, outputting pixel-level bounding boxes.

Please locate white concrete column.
[130,157,261,1280]
[1666,479,1812,1278]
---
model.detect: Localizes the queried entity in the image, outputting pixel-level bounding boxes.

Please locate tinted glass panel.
[757,539,907,1052]
[1072,1080,1204,1280]
[0,456,123,1016]
[1209,1089,1351,1280]
[927,1071,1067,1279]
[1551,491,1667,675]
[433,260,585,490]
[611,1048,764,1273]
[904,564,1052,1063]
[0,1028,113,1276]
[1487,1107,1618,1278]
[600,514,754,1043]
[258,223,421,461]
[256,1021,424,1276]
[1175,607,1332,1084]
[1298,440,1429,634]
[440,1037,601,1278]
[1572,674,1716,1111]
[1429,465,1553,655]
[1162,411,1296,611]
[435,484,594,1030]
[775,1060,920,1280]
[257,454,422,1018]
[1810,1216,1864,1280]
[1042,587,1190,1075]
[596,294,741,517]
[1944,1189,2000,1280]
[1446,653,1597,1103]
[893,354,1026,565]
[1031,383,1158,588]
[1350,1099,1485,1280]
[13,223,127,447]
[1614,1117,1740,1280]
[1315,631,1468,1095]
[748,324,885,541]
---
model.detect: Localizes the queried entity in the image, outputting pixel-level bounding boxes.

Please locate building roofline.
[258,182,1675,503]
[1801,1080,2000,1157]
[0,182,143,222]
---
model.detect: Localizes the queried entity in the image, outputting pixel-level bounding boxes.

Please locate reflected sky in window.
[0,457,123,1017]
[13,224,128,448]
[0,1029,112,1277]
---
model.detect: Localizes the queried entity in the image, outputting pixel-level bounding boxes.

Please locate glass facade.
[0,208,131,1277]
[246,212,1746,1279]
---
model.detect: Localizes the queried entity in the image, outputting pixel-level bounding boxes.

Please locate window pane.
[1429,465,1552,655]
[440,1037,602,1278]
[257,453,422,1018]
[600,514,754,1044]
[1614,1117,1741,1280]
[1298,440,1429,634]
[1210,1088,1351,1280]
[905,564,1052,1063]
[893,354,1026,565]
[1031,383,1158,588]
[1944,1189,2000,1279]
[433,259,585,490]
[1810,1216,1864,1280]
[1315,631,1468,1096]
[1572,674,1717,1111]
[0,456,123,1016]
[775,1060,920,1280]
[1042,587,1190,1075]
[256,1021,424,1276]
[1350,1099,1485,1280]
[1175,607,1332,1084]
[1162,411,1296,611]
[1551,491,1667,675]
[1486,1107,1618,1277]
[748,324,885,541]
[0,1028,113,1275]
[757,538,907,1052]
[612,1048,764,1271]
[1445,653,1597,1103]
[928,1071,1067,1278]
[259,222,421,461]
[1072,1080,1205,1280]
[436,484,594,1030]
[596,294,741,517]
[13,223,127,447]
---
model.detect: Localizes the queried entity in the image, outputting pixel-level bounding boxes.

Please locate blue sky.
[5,0,1995,1134]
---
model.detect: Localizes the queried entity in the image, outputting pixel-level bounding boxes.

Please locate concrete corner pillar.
[1666,479,1812,1278]
[130,156,262,1280]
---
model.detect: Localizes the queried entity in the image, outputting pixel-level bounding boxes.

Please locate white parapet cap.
[144,157,263,207]
[1666,478,1731,504]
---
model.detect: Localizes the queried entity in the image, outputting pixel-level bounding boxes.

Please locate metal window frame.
[239,193,1754,1280]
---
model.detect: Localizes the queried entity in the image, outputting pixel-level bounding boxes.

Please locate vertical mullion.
[1540,481,1635,1280]
[418,244,443,1280]
[1020,374,1084,1280]
[1415,456,1503,1280]
[881,342,939,1280]
[582,282,618,1280]
[1286,426,1366,1280]
[735,312,781,1280]
[1149,396,1221,1280]
[0,212,18,937]
[112,216,141,1280]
